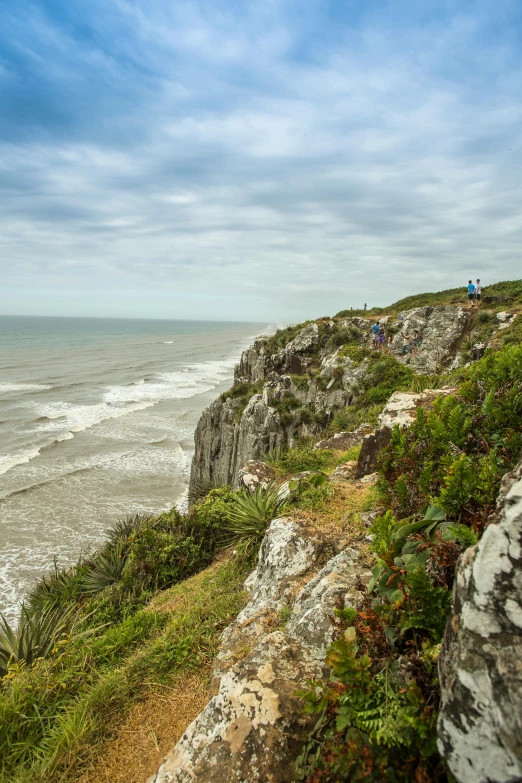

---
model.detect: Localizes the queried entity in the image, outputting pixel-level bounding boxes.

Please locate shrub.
[382,343,522,527]
[290,374,310,391]
[326,326,362,350]
[223,484,287,557]
[27,564,87,611]
[0,603,77,676]
[122,506,223,592]
[82,539,127,593]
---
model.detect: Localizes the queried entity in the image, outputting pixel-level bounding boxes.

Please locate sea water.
[0,315,271,621]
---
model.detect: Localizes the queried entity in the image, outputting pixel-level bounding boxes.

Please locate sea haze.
[0,315,271,620]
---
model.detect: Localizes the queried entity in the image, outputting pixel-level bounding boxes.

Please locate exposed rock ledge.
[437,457,522,783]
[149,519,371,783]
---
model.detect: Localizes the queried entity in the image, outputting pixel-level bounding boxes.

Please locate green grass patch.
[0,559,248,783]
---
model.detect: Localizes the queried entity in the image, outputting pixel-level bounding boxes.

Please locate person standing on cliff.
[467,280,475,308]
[475,279,481,308]
[371,321,380,348]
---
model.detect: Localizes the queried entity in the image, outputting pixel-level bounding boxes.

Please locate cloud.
[0,0,521,321]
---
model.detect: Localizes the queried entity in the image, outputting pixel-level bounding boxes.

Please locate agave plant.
[0,603,75,676]
[105,513,151,546]
[81,539,127,593]
[224,484,288,556]
[409,375,441,394]
[27,563,83,611]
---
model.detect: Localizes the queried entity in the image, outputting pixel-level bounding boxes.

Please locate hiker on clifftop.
[378,325,385,350]
[371,321,380,348]
[467,280,475,308]
[402,331,411,354]
[475,279,481,307]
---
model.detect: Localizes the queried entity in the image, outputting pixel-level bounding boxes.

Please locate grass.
[265,443,332,474]
[0,559,248,783]
[335,279,522,318]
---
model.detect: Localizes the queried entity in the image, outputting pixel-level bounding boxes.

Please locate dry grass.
[78,674,208,783]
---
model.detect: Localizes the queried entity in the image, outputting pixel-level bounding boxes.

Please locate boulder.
[150,530,370,783]
[149,632,322,783]
[378,387,454,430]
[329,461,357,482]
[355,387,455,478]
[315,424,372,451]
[472,342,487,361]
[437,458,522,783]
[238,460,277,492]
[285,323,320,354]
[354,428,391,479]
[496,312,517,330]
[286,549,370,660]
[213,518,323,680]
[496,310,513,322]
[390,306,470,374]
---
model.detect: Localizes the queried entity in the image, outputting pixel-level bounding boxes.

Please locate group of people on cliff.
[370,321,420,356]
[364,278,482,356]
[467,278,481,308]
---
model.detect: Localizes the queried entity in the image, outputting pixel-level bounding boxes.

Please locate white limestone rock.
[437,459,522,783]
[286,549,370,660]
[213,518,322,679]
[149,632,322,783]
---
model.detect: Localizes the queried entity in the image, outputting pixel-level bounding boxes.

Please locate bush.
[382,343,522,527]
[223,484,287,558]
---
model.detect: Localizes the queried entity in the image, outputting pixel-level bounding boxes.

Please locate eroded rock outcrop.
[238,460,277,491]
[315,423,372,451]
[355,387,455,478]
[150,519,370,783]
[437,458,522,783]
[389,306,469,373]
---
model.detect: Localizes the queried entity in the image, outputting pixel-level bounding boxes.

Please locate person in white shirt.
[475,279,482,308]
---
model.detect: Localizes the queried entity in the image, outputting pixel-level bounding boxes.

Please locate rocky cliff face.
[149,518,370,783]
[190,306,471,492]
[437,458,522,783]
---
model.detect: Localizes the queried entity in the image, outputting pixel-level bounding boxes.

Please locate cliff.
[190,305,472,493]
[2,282,522,783]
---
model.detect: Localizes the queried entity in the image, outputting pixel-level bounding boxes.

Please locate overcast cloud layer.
[1,0,521,321]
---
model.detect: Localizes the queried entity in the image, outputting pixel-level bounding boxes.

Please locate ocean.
[0,315,270,621]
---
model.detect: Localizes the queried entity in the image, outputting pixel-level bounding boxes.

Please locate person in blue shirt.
[467,280,475,308]
[371,322,380,348]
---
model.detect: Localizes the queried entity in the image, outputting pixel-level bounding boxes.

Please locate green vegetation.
[0,558,248,783]
[224,484,287,558]
[297,338,522,782]
[335,279,522,318]
[265,442,332,474]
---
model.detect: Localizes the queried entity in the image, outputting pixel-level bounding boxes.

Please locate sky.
[0,0,521,323]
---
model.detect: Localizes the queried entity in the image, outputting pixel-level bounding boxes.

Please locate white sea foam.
[1,359,235,481]
[103,359,235,406]
[0,382,51,393]
[0,447,42,477]
[34,399,156,436]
